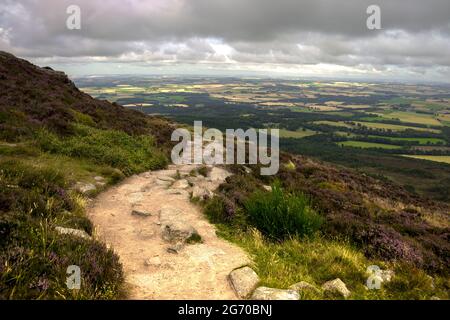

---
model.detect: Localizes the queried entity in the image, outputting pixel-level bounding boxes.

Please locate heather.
[0,160,124,299]
[0,51,173,299]
[200,154,449,298]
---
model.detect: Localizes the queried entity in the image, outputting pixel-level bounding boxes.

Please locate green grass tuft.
[244,181,323,240]
[36,124,168,176]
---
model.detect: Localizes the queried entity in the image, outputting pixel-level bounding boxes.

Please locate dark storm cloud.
[0,0,449,80]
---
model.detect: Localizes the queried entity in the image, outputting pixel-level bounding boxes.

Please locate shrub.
[244,181,323,240]
[204,196,246,226]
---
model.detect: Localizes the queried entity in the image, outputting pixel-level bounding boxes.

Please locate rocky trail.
[87,164,252,299]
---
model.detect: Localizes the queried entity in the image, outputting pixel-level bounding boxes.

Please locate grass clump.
[244,181,323,240]
[216,227,449,300]
[36,124,168,176]
[186,233,203,244]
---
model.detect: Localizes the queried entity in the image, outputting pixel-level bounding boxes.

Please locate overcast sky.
[1,0,450,82]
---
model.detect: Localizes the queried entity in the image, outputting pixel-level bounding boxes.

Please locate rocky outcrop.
[159,206,200,244]
[74,182,96,194]
[229,266,260,298]
[322,278,351,298]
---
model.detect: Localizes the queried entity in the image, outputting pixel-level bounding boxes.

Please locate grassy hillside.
[0,51,173,299]
[200,153,450,299]
[1,51,448,300]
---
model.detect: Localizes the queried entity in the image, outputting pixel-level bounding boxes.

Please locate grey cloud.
[0,0,449,81]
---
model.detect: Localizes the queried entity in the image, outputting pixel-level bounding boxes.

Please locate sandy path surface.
[87,164,251,299]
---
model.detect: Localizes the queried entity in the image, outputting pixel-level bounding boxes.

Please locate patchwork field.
[353,122,441,133]
[402,155,450,164]
[374,111,443,126]
[76,77,450,201]
[339,141,403,149]
[279,128,317,139]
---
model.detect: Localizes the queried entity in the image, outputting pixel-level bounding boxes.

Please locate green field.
[373,136,446,145]
[374,111,442,127]
[279,128,316,139]
[315,120,441,133]
[339,141,403,149]
[354,121,441,133]
[313,121,353,128]
[334,133,446,145]
[402,155,450,164]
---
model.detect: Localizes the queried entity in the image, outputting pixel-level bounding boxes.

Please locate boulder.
[74,182,96,194]
[229,267,260,299]
[251,287,299,300]
[322,278,351,298]
[55,226,91,240]
[159,207,199,244]
[162,222,198,244]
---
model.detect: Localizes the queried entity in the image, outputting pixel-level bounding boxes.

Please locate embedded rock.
[251,287,299,300]
[74,182,96,194]
[229,266,260,299]
[322,278,351,298]
[131,204,152,217]
[159,207,199,244]
[55,226,91,240]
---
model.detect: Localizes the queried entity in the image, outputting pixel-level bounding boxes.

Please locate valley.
[77,77,450,202]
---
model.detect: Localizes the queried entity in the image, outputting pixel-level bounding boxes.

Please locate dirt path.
[87,164,251,299]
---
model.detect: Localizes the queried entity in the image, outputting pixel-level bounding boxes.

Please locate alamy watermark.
[66,5,81,30]
[66,4,381,31]
[366,265,382,290]
[367,5,382,30]
[171,121,279,175]
[66,265,81,290]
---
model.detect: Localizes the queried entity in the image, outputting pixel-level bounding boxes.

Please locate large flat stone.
[229,267,260,299]
[251,287,299,300]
